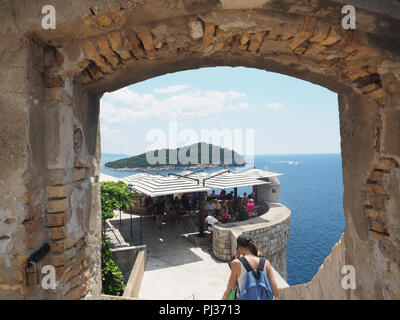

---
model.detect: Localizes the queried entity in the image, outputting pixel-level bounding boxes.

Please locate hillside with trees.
[105,142,246,170]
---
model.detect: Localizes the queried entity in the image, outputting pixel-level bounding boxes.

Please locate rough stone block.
[367,183,388,196]
[50,226,68,240]
[370,221,387,233]
[86,64,104,80]
[376,158,398,170]
[240,32,250,46]
[189,20,204,40]
[137,27,155,53]
[125,29,145,59]
[108,32,131,60]
[309,23,330,43]
[379,211,387,222]
[51,239,66,253]
[95,37,119,67]
[347,69,369,82]
[289,16,317,50]
[74,168,87,181]
[369,170,385,182]
[46,185,72,199]
[367,88,387,100]
[46,212,71,227]
[248,32,265,53]
[202,22,215,47]
[48,199,69,213]
[50,252,68,267]
[361,83,380,93]
[319,28,341,46]
[368,196,385,209]
[82,40,112,73]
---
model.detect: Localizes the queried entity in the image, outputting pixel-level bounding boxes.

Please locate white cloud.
[100,87,248,124]
[266,102,284,110]
[154,84,189,94]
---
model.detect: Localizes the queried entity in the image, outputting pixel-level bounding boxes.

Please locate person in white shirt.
[205,212,221,227]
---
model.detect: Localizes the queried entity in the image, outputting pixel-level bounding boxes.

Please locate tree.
[100,181,133,221]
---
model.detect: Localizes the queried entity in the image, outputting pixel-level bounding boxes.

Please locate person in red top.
[247,199,256,216]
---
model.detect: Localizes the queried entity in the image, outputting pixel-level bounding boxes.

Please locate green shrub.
[101,235,125,296]
[100,181,133,221]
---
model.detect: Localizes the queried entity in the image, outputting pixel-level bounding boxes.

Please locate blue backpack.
[238,256,274,300]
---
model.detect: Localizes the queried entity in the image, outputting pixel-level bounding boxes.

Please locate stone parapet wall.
[213,202,291,280]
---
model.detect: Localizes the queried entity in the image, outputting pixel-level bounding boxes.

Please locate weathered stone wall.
[0,0,399,299]
[213,203,291,279]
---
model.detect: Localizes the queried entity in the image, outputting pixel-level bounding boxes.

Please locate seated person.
[221,204,230,223]
[205,212,221,230]
[247,199,257,217]
[238,206,249,221]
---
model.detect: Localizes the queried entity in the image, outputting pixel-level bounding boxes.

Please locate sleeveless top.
[237,257,267,293]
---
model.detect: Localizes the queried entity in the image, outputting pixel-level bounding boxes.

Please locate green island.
[104,142,246,170]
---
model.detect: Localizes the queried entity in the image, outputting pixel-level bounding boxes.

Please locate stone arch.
[0,0,399,299]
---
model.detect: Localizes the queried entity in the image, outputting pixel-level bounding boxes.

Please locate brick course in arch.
[0,0,399,299]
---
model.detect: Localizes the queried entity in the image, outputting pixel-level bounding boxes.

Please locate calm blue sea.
[101,153,345,286]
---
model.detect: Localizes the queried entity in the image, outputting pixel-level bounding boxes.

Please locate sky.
[100,66,341,156]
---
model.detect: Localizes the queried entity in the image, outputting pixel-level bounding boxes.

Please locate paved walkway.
[108,211,288,300]
[108,212,230,300]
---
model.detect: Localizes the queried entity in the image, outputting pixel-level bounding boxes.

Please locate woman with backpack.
[222,234,279,300]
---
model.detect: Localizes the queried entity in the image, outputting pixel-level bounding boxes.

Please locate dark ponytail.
[248,240,264,257]
[237,234,264,257]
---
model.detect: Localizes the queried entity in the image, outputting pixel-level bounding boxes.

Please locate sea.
[101,153,345,286]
